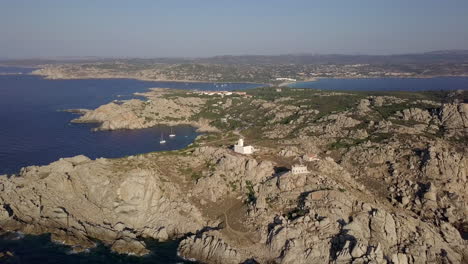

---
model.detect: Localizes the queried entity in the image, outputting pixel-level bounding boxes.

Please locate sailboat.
[159,132,166,144]
[169,127,176,138]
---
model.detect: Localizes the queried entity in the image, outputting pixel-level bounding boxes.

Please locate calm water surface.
[0,233,190,264]
[0,69,259,175]
[0,66,36,74]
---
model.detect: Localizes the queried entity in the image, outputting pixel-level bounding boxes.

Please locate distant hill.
[2,50,468,66]
[193,50,468,64]
[423,50,468,55]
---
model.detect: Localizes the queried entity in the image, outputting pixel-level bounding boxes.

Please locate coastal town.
[28,52,468,84]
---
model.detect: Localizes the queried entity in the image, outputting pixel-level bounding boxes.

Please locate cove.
[0,233,194,264]
[0,71,259,175]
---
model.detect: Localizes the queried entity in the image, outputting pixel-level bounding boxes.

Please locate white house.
[234,138,254,155]
[275,77,297,82]
[291,164,309,175]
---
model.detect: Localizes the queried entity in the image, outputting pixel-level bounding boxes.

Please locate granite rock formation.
[1,89,467,263]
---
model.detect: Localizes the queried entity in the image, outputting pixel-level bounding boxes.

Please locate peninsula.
[1,86,467,263]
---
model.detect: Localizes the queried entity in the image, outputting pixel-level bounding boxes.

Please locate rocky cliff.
[0,154,208,255]
[1,142,465,263]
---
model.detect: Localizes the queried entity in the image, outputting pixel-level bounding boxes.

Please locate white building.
[234,138,254,155]
[276,77,297,82]
[291,164,309,175]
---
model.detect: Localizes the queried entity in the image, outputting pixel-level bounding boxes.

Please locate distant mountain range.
[2,50,468,66]
[423,50,468,55]
[193,50,468,65]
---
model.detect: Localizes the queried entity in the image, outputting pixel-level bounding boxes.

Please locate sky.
[1,0,468,58]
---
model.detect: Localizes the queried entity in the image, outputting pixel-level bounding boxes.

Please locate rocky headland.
[71,88,219,132]
[1,87,467,263]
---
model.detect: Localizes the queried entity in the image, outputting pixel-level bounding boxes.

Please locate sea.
[0,68,259,175]
[0,66,258,263]
[1,66,467,263]
[0,233,190,264]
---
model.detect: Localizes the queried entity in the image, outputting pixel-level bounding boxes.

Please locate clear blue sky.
[1,0,467,58]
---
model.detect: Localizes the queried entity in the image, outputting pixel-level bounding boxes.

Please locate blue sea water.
[0,233,190,264]
[0,69,259,175]
[0,66,36,74]
[289,77,468,91]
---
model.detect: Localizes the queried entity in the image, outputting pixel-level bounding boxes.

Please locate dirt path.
[220,199,258,245]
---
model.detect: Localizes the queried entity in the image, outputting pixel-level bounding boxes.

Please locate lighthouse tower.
[234,138,253,154]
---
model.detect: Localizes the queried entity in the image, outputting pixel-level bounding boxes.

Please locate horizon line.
[1,49,468,61]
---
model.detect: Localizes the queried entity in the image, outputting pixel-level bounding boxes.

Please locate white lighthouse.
[234,138,254,155]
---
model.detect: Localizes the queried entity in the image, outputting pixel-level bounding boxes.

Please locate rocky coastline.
[1,87,467,263]
[69,88,219,133]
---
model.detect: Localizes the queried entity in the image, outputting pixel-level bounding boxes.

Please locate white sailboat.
[169,127,176,138]
[159,132,166,144]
